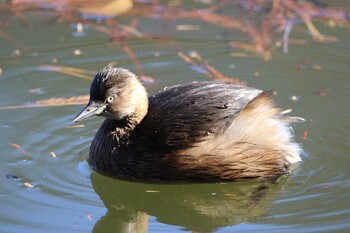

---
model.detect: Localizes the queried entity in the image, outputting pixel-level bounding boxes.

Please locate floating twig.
[38,65,95,80]
[23,182,35,188]
[8,143,31,156]
[178,50,246,85]
[0,95,89,110]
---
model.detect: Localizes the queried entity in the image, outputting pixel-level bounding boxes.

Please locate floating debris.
[280,108,293,115]
[71,23,87,37]
[224,193,237,197]
[50,151,57,158]
[0,95,89,110]
[230,52,248,57]
[8,143,30,156]
[66,124,85,128]
[12,49,21,57]
[86,214,93,221]
[312,64,323,70]
[178,50,245,85]
[73,49,82,56]
[289,95,302,102]
[28,88,45,95]
[35,95,89,105]
[296,61,324,71]
[303,131,308,140]
[77,23,83,32]
[38,65,95,80]
[139,75,154,84]
[24,182,34,188]
[145,190,160,193]
[176,25,201,31]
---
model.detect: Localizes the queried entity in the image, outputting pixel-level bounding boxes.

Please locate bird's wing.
[137,81,263,151]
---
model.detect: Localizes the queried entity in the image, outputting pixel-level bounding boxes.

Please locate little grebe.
[74,67,304,182]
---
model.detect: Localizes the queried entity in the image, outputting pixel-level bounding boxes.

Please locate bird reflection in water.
[91,173,289,233]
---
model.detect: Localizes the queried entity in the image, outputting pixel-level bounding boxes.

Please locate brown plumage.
[74,67,304,182]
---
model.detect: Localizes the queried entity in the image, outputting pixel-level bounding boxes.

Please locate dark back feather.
[135,81,262,151]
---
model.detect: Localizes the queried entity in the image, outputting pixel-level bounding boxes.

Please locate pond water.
[0,1,349,233]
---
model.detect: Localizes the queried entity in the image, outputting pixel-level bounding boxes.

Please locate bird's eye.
[107,96,114,103]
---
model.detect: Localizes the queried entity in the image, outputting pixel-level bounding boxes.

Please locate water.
[0,1,349,233]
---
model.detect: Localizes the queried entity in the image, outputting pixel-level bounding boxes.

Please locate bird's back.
[131,81,302,181]
[138,81,263,150]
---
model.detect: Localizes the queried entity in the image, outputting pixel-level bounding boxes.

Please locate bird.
[74,67,304,182]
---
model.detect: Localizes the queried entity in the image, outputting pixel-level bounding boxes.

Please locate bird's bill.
[73,102,106,123]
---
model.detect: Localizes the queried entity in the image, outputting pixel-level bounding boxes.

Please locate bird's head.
[74,67,148,123]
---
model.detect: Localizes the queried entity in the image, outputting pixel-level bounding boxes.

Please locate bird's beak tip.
[73,118,81,123]
[73,102,106,123]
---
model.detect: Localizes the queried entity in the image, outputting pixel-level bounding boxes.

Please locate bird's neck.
[88,112,146,179]
[110,114,140,143]
[109,90,149,141]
